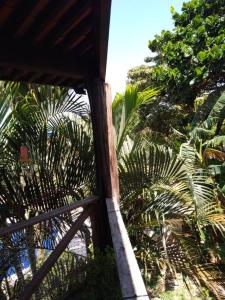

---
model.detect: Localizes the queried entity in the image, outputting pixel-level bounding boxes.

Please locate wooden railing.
[0,196,97,300]
[0,196,149,300]
[18,205,94,300]
[106,198,149,300]
[0,196,98,236]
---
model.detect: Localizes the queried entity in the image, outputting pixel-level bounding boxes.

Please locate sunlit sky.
[106,0,184,97]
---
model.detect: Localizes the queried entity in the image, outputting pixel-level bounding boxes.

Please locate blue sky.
[106,0,184,97]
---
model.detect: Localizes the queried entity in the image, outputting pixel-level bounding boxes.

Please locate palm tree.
[112,86,225,298]
[0,83,158,298]
[1,82,225,299]
[0,83,94,298]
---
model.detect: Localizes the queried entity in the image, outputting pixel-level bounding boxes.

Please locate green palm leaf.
[112,85,158,155]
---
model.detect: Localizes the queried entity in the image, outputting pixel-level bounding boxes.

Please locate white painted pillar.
[106,198,149,300]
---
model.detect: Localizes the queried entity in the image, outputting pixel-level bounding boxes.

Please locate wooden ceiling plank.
[51,76,65,86]
[56,78,69,86]
[0,0,21,27]
[14,0,51,38]
[0,60,84,81]
[54,16,92,49]
[52,3,92,46]
[44,74,58,82]
[66,35,93,59]
[0,0,111,87]
[33,0,79,46]
[67,27,92,50]
[80,44,93,56]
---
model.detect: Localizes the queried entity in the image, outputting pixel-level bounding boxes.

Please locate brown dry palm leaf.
[203,148,225,162]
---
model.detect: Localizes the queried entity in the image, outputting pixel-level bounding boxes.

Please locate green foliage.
[160,287,214,300]
[78,248,122,300]
[112,85,158,156]
[123,2,225,297]
[127,65,154,91]
[147,0,225,104]
[139,100,187,137]
[37,252,87,300]
[128,0,225,108]
[119,143,225,298]
[0,83,95,299]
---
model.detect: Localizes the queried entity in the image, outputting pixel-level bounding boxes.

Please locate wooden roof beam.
[0,61,84,82]
[0,44,89,81]
[93,0,111,80]
[52,1,92,47]
[67,27,92,51]
[66,34,94,59]
[14,0,51,38]
[33,0,79,46]
[10,69,31,81]
[0,0,21,27]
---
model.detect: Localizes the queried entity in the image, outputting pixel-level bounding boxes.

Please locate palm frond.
[204,136,225,149]
[179,143,198,173]
[14,86,87,132]
[112,85,158,155]
[0,121,94,216]
[203,148,225,162]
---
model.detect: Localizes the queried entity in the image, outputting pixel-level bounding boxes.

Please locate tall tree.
[146,0,225,105]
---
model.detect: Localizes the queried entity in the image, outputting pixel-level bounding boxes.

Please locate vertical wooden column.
[87,78,119,250]
[88,79,149,299]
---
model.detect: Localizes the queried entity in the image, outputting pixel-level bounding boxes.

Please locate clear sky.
[106,0,184,97]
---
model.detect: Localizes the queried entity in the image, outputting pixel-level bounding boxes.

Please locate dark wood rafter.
[68,35,94,59]
[0,0,21,27]
[80,43,93,57]
[33,0,79,46]
[0,65,13,76]
[0,196,97,236]
[93,0,112,80]
[14,0,51,39]
[25,72,42,84]
[67,27,92,51]
[0,0,110,88]
[18,205,93,300]
[11,69,30,82]
[51,1,92,47]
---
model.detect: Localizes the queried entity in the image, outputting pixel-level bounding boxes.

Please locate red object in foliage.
[19,145,31,163]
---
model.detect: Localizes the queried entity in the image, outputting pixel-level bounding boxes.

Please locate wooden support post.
[88,79,149,298]
[18,206,93,300]
[87,79,119,250]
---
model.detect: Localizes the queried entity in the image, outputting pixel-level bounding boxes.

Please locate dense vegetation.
[126,0,225,298]
[128,0,225,138]
[1,0,225,299]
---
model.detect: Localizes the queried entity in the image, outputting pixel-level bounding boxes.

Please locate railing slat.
[18,205,93,300]
[0,196,98,236]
